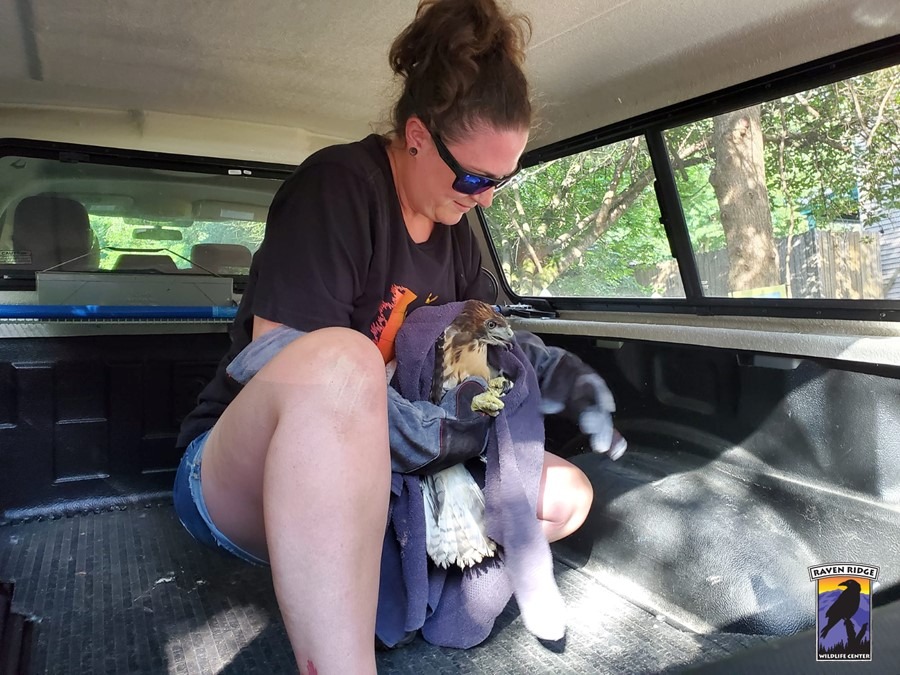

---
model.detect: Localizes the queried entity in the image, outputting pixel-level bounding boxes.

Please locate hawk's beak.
[490,326,515,346]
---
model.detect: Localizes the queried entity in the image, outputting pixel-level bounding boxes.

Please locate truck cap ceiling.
[0,0,898,150]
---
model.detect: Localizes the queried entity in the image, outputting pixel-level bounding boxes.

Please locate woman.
[174,1,616,672]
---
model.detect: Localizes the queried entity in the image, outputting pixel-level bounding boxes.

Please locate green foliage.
[486,138,669,297]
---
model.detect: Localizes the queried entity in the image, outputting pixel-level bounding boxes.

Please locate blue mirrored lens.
[453,174,495,195]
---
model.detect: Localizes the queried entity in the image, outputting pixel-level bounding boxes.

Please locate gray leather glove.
[543,372,628,460]
[387,376,494,474]
[516,331,627,460]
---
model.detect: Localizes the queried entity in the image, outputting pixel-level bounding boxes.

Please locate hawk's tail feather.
[422,465,497,570]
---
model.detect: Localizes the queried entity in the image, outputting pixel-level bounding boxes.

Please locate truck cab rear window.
[0,155,281,281]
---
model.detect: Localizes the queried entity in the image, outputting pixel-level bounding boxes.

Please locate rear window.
[0,154,282,281]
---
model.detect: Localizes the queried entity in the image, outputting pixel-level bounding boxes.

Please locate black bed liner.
[4,434,899,674]
[1,502,772,675]
[3,330,899,673]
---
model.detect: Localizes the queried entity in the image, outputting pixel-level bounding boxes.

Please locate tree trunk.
[709,106,780,293]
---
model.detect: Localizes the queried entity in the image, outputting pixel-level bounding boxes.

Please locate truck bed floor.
[1,505,770,674]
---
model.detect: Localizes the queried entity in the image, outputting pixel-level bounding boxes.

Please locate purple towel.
[375,302,566,648]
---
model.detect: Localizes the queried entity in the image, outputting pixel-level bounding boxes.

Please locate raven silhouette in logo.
[820,579,862,640]
[421,300,514,570]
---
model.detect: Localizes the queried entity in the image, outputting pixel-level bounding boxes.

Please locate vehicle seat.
[9,195,99,271]
[190,243,252,274]
[113,254,179,273]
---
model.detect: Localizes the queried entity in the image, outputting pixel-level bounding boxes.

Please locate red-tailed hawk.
[422,300,514,569]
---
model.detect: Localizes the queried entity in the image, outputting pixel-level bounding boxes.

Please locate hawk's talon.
[471,390,505,416]
[488,376,513,396]
[472,375,511,416]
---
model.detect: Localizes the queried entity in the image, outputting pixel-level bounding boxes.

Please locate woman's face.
[407,120,529,225]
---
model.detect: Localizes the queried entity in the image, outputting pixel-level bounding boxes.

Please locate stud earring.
[409,147,418,156]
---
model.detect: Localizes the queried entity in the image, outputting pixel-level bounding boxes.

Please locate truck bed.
[3,330,899,674]
[1,497,770,675]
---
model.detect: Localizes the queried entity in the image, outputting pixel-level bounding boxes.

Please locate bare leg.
[537,452,594,542]
[198,328,390,674]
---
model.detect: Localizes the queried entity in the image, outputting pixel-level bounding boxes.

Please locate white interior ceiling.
[0,0,898,163]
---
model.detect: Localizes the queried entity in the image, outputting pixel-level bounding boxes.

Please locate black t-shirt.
[177,134,491,447]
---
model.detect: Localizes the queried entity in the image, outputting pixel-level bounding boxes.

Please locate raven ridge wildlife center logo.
[808,563,879,661]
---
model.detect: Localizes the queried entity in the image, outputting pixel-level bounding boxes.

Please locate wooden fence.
[637,229,884,299]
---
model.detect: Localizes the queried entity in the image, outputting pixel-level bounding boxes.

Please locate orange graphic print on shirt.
[371,284,418,363]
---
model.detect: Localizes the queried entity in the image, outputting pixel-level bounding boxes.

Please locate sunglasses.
[429,131,521,196]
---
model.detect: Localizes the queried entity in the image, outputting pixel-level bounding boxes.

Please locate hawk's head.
[450,300,514,347]
[435,300,514,400]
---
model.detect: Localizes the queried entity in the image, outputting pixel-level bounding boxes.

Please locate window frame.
[478,33,900,322]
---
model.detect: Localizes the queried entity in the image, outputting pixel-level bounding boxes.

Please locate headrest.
[190,243,252,274]
[113,254,179,273]
[10,195,98,271]
[479,267,499,303]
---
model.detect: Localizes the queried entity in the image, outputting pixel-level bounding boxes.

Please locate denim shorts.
[173,429,269,566]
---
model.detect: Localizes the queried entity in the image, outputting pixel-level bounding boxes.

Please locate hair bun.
[389,0,532,140]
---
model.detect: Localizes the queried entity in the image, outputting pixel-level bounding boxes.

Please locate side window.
[483,136,680,298]
[662,63,900,300]
[483,60,899,306]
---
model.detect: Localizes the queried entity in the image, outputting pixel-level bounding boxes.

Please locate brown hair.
[388,0,532,143]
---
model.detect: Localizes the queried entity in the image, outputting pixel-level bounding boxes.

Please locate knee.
[560,468,593,532]
[262,327,388,417]
[272,327,385,385]
[305,327,384,373]
[555,468,594,535]
[540,459,595,539]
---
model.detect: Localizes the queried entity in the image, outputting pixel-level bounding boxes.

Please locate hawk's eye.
[487,320,497,329]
